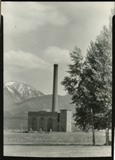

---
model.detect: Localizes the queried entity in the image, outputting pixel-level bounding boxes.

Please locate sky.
[2,2,114,95]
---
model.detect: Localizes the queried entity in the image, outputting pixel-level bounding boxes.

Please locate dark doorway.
[47,118,53,131]
[39,118,45,131]
[32,118,37,131]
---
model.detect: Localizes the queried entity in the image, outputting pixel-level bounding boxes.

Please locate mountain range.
[4,81,75,129]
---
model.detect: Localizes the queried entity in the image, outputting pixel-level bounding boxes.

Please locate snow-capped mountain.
[4,81,45,103]
[4,81,75,129]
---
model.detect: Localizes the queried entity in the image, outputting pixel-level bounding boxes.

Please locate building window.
[32,118,37,131]
[57,113,60,122]
[39,117,45,131]
[47,118,53,131]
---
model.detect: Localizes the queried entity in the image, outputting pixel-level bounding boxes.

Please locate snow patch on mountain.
[4,81,45,102]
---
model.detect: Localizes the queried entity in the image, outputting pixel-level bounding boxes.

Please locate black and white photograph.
[2,1,114,158]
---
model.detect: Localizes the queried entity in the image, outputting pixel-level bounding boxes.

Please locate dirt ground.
[4,145,111,157]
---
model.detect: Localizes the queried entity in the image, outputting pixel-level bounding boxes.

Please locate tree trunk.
[91,108,95,145]
[105,128,109,145]
[92,125,95,145]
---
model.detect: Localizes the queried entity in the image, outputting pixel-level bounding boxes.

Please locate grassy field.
[4,130,111,145]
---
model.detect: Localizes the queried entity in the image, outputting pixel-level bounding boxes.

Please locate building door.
[47,118,53,131]
[39,118,45,131]
[32,118,37,131]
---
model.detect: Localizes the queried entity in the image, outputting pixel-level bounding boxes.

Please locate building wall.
[59,110,67,132]
[28,110,71,132]
[59,110,71,132]
[28,111,59,131]
[66,110,72,132]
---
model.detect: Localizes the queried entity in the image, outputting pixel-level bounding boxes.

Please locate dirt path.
[4,145,111,157]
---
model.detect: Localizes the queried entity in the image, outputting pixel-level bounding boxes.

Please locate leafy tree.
[61,10,112,145]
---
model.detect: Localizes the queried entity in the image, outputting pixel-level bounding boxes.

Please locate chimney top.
[54,64,58,66]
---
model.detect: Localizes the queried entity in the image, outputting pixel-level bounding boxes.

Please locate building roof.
[28,111,58,115]
[60,109,71,111]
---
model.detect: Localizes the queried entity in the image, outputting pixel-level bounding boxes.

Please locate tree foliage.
[61,10,112,133]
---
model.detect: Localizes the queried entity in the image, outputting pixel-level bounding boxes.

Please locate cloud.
[2,2,69,34]
[4,50,50,71]
[4,47,71,75]
[43,46,71,64]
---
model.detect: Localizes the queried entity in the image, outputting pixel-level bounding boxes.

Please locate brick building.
[28,109,71,132]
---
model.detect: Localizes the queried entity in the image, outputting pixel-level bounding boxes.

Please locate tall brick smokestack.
[52,64,58,112]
